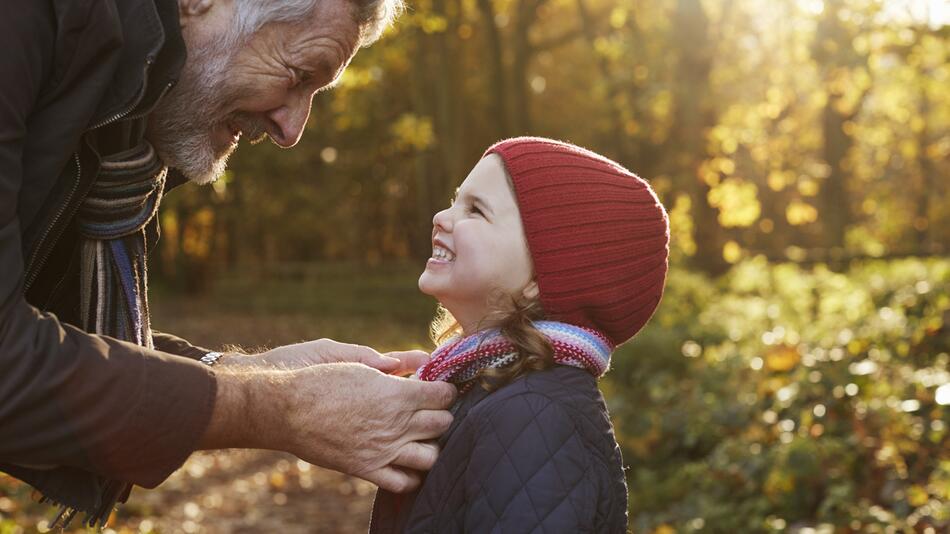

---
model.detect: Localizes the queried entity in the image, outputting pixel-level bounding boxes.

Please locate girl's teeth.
[432,247,454,261]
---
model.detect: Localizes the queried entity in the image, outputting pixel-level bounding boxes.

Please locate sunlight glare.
[798,0,824,16]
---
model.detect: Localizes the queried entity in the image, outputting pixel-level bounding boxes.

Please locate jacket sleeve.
[152,331,213,360]
[463,392,598,533]
[0,0,216,489]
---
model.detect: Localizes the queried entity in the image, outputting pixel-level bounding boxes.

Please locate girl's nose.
[433,207,453,232]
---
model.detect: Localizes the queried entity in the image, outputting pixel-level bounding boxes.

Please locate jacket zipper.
[23,154,82,291]
[88,58,155,130]
[23,58,161,292]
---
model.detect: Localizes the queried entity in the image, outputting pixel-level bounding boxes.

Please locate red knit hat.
[484,137,670,346]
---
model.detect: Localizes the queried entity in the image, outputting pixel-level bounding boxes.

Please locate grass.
[151,261,440,352]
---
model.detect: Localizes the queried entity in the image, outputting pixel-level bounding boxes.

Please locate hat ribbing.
[484,137,670,346]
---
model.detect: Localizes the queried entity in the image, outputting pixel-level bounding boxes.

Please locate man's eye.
[291,67,312,86]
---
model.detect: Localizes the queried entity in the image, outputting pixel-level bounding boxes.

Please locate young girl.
[370,137,669,533]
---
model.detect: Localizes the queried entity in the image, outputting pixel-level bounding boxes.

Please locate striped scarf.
[77,141,165,348]
[44,141,165,529]
[417,321,614,391]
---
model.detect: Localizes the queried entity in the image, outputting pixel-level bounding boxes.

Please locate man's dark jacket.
[370,367,629,533]
[0,0,216,507]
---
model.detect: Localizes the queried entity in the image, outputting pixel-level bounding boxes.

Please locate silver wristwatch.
[200,351,225,367]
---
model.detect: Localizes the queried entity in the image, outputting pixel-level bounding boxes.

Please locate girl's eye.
[468,204,484,217]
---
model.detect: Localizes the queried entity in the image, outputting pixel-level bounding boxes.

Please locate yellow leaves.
[624,119,640,136]
[269,472,287,490]
[786,200,818,226]
[722,136,739,155]
[669,194,697,258]
[699,158,736,187]
[852,34,869,55]
[723,240,743,264]
[765,345,801,372]
[926,137,950,160]
[764,468,794,498]
[337,66,379,90]
[899,139,918,160]
[907,485,929,507]
[797,177,819,197]
[708,124,741,155]
[594,36,623,61]
[653,525,677,534]
[708,178,761,228]
[718,158,736,175]
[390,114,435,151]
[609,7,627,29]
[768,170,792,191]
[649,90,673,121]
[418,14,448,34]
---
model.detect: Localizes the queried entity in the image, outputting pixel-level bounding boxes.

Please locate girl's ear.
[522,281,540,300]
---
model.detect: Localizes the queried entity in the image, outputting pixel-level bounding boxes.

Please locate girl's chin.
[417,274,441,297]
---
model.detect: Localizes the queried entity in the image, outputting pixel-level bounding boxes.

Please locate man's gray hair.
[232,0,404,47]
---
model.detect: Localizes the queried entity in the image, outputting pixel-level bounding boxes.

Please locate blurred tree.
[153,0,948,276]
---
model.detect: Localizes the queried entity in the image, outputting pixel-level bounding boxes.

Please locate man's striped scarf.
[42,141,166,529]
[78,142,165,347]
[417,321,614,391]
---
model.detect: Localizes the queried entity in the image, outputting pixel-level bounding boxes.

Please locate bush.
[607,257,950,532]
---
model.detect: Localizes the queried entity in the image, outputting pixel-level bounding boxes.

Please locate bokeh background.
[2,0,948,532]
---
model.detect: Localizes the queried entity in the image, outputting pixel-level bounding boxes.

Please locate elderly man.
[0,0,455,528]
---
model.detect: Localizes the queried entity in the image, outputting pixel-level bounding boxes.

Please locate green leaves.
[609,257,950,531]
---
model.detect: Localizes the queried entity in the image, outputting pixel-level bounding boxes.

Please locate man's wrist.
[197,368,293,451]
[198,370,251,450]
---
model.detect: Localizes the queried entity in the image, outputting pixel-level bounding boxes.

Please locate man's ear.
[179,0,215,20]
[522,281,540,300]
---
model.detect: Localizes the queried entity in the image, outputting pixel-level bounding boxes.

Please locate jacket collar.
[88,0,186,129]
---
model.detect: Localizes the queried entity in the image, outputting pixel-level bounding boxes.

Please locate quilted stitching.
[467,394,588,531]
[370,367,627,534]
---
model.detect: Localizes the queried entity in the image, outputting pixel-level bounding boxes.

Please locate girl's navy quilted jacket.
[369,366,628,533]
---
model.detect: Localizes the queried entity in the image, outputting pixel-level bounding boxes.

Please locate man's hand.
[221,338,430,375]
[199,363,456,493]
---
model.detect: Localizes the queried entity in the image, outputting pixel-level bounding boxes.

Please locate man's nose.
[265,95,313,148]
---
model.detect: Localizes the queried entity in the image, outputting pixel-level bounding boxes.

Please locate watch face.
[201,352,222,366]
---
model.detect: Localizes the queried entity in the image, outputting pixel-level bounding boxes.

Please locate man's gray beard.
[148,39,238,185]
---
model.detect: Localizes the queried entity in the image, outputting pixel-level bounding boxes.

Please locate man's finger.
[359,353,403,373]
[361,466,422,493]
[405,409,454,441]
[383,350,430,375]
[391,441,440,472]
[399,379,457,410]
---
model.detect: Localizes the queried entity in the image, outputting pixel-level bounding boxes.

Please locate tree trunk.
[432,0,466,188]
[575,0,628,162]
[915,77,932,251]
[511,0,540,133]
[477,0,511,138]
[672,0,727,275]
[813,0,864,251]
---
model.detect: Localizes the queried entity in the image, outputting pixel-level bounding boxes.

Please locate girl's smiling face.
[419,154,536,334]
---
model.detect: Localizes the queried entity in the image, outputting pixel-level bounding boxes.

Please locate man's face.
[148,0,361,184]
